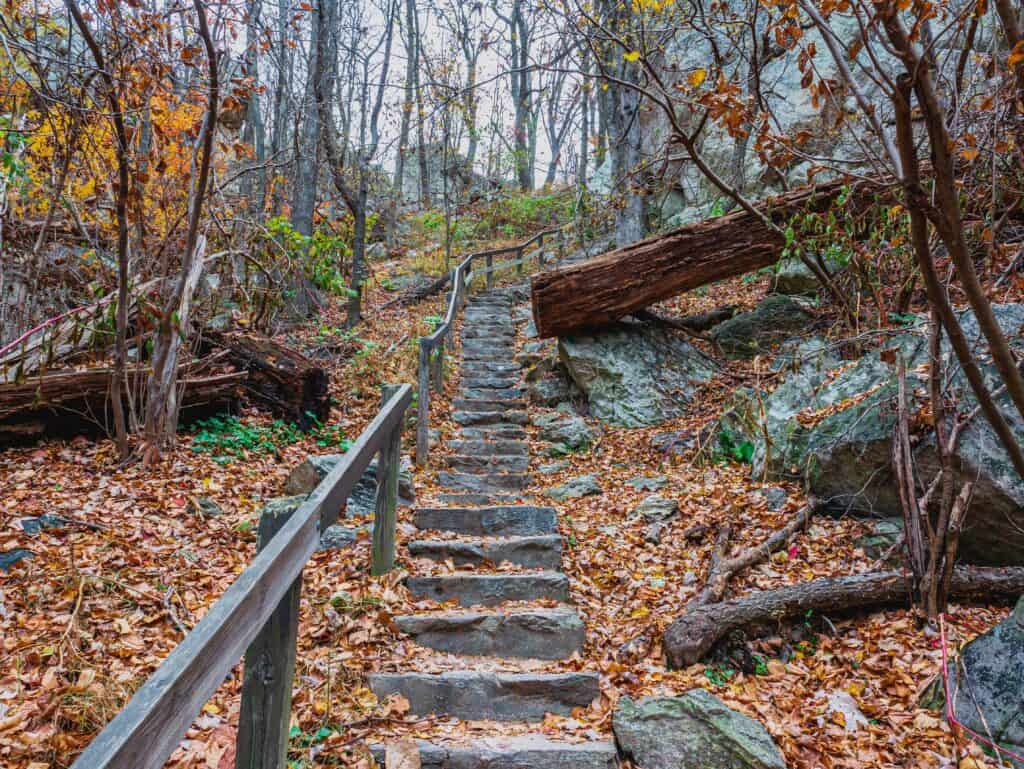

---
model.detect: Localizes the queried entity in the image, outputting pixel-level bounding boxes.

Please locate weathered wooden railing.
[69,383,413,769]
[415,225,569,466]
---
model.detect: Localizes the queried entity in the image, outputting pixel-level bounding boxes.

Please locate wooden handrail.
[414,225,571,465]
[70,383,413,769]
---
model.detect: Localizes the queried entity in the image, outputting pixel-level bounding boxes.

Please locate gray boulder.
[720,304,1024,566]
[613,690,787,769]
[284,454,415,517]
[947,597,1024,765]
[546,474,602,501]
[632,495,679,521]
[559,320,715,427]
[533,411,595,452]
[773,253,846,296]
[711,295,814,359]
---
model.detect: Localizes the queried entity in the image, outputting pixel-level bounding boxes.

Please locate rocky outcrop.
[947,597,1024,765]
[546,474,603,501]
[532,410,595,453]
[284,453,415,516]
[558,320,715,427]
[711,295,815,358]
[613,690,787,769]
[719,305,1024,566]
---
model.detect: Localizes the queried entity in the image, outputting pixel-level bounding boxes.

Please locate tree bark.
[530,176,885,338]
[663,566,1024,668]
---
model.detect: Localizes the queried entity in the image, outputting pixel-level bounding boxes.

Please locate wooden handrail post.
[558,230,565,262]
[431,337,444,390]
[517,246,525,275]
[486,253,493,289]
[372,384,402,575]
[236,505,303,769]
[416,339,430,466]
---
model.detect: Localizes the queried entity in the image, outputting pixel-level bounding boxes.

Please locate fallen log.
[203,331,330,430]
[663,566,1024,668]
[0,366,245,444]
[531,176,890,338]
[381,272,451,309]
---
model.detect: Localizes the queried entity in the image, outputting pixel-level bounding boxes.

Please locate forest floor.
[0,227,1016,769]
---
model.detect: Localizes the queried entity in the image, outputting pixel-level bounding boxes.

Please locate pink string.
[939,613,1024,763]
[0,302,101,360]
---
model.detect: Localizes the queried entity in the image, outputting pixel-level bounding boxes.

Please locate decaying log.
[382,272,451,309]
[0,366,245,444]
[663,566,1024,668]
[531,177,890,338]
[203,332,330,430]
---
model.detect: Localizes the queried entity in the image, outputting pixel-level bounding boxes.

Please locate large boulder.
[721,305,1024,566]
[773,253,846,296]
[284,454,415,517]
[711,295,815,359]
[613,690,787,769]
[947,597,1024,765]
[532,410,595,452]
[558,320,715,427]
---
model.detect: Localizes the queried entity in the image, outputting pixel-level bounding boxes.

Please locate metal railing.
[69,383,414,769]
[415,226,569,465]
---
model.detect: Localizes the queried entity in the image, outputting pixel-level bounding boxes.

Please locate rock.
[365,241,388,261]
[820,690,869,734]
[20,513,66,534]
[319,524,358,550]
[711,295,815,359]
[284,454,415,516]
[651,430,695,456]
[187,497,223,518]
[533,412,595,452]
[406,572,570,606]
[369,736,619,769]
[645,522,667,545]
[528,376,577,407]
[613,690,787,769]
[721,304,1024,565]
[628,475,668,491]
[773,253,845,295]
[854,518,903,562]
[947,597,1024,763]
[756,487,788,511]
[539,460,571,475]
[632,495,679,521]
[0,548,33,572]
[559,321,715,427]
[546,474,602,501]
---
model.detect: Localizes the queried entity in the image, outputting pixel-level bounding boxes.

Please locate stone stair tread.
[452,410,528,426]
[366,671,600,721]
[368,735,619,769]
[407,535,562,569]
[394,607,584,659]
[438,471,532,492]
[406,571,570,606]
[414,505,557,535]
[447,454,530,472]
[436,492,526,506]
[461,387,527,401]
[459,426,528,440]
[448,439,529,455]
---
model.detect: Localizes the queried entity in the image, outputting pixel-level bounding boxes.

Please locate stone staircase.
[368,288,618,767]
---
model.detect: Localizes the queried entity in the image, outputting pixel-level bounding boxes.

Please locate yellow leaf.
[630,606,650,618]
[961,147,980,162]
[202,703,220,715]
[623,50,641,62]
[688,68,707,88]
[1009,40,1024,68]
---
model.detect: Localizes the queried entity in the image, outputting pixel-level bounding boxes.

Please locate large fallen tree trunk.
[202,331,330,430]
[531,176,890,338]
[0,366,245,444]
[663,566,1024,668]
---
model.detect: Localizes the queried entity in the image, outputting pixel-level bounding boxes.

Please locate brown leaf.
[385,738,421,769]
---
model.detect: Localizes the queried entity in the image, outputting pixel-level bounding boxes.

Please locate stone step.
[447,454,530,472]
[436,492,525,506]
[406,571,570,606]
[438,471,531,492]
[459,425,528,440]
[460,353,510,363]
[370,735,620,769]
[462,330,515,341]
[461,376,521,389]
[461,387,526,401]
[367,672,600,721]
[452,410,528,426]
[452,398,527,413]
[414,505,558,536]
[458,361,520,374]
[461,349,516,361]
[394,608,584,659]
[448,439,529,455]
[407,535,562,569]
